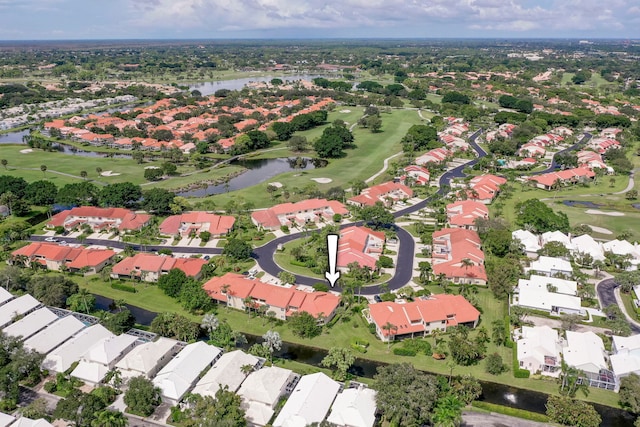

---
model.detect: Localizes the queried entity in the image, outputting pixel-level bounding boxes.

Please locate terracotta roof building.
[11,243,115,274]
[528,167,595,190]
[159,212,235,238]
[111,254,207,282]
[366,294,480,342]
[347,182,413,208]
[432,228,487,285]
[466,174,507,204]
[203,273,339,323]
[337,226,385,270]
[251,198,348,231]
[446,200,488,230]
[47,207,151,233]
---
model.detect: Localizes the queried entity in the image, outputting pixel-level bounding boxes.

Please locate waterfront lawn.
[63,267,622,408]
[197,108,424,208]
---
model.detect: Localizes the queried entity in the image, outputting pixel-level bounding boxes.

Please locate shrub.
[368,323,377,335]
[393,347,417,356]
[43,381,57,393]
[401,339,432,355]
[280,225,289,233]
[111,283,137,293]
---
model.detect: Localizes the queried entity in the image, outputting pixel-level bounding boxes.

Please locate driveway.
[596,278,640,334]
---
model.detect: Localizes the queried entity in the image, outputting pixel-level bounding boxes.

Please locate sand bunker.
[100,170,121,177]
[267,182,283,188]
[144,166,160,169]
[585,209,625,217]
[311,178,333,184]
[586,225,613,235]
[19,149,33,154]
[339,109,351,113]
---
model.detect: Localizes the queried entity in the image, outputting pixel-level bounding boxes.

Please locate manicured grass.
[273,239,324,279]
[0,144,245,190]
[620,291,640,322]
[199,108,424,208]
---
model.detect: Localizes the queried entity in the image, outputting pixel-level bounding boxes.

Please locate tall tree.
[124,376,161,417]
[321,347,355,381]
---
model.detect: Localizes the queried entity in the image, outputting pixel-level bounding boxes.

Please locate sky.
[0,0,639,40]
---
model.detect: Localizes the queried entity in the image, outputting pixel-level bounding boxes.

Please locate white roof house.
[541,231,573,249]
[23,315,86,354]
[273,373,340,427]
[0,294,41,328]
[71,334,139,384]
[0,287,13,306]
[3,307,58,341]
[513,276,583,315]
[11,419,53,427]
[570,234,605,262]
[238,366,295,426]
[528,256,573,277]
[115,337,180,380]
[153,341,222,404]
[192,350,260,397]
[0,412,15,427]
[515,326,562,376]
[610,335,640,383]
[327,387,377,427]
[602,240,640,269]
[562,331,608,375]
[512,229,541,256]
[43,325,115,373]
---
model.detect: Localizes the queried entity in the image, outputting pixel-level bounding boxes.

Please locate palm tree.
[461,258,473,271]
[80,170,88,180]
[101,266,113,285]
[76,288,93,314]
[1,159,7,170]
[433,395,463,427]
[201,313,219,336]
[240,363,254,375]
[382,322,397,350]
[40,164,47,177]
[418,261,432,284]
[91,409,128,427]
[96,167,103,175]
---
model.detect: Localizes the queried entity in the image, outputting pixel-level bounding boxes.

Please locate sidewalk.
[614,287,640,330]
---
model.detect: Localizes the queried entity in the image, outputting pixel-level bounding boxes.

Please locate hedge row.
[393,347,417,356]
[111,283,137,293]
[511,342,531,378]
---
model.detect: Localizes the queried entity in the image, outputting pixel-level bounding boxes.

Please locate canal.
[93,295,634,426]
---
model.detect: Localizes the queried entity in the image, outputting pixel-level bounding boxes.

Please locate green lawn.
[198,108,423,208]
[0,144,245,190]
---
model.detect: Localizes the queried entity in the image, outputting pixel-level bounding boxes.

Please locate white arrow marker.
[325,233,340,287]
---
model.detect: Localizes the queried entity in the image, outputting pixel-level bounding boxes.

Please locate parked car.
[44,237,58,242]
[59,241,68,246]
[373,295,382,303]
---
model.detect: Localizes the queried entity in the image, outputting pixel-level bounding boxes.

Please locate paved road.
[254,129,485,294]
[29,130,485,296]
[462,411,553,427]
[530,132,592,176]
[597,278,640,334]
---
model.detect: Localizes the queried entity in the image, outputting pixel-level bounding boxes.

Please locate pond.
[92,294,634,426]
[188,74,328,95]
[176,157,317,197]
[0,129,30,144]
[562,200,603,208]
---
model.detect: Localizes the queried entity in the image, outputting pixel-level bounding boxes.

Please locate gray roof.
[3,307,58,341]
[0,294,41,328]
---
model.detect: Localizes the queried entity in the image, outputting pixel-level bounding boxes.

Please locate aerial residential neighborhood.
[0,20,640,427]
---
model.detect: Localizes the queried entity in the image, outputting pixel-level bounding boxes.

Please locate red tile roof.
[112,253,207,278]
[203,273,339,318]
[159,212,235,236]
[12,243,115,269]
[48,207,151,231]
[446,200,489,228]
[368,294,480,337]
[348,182,413,207]
[251,199,348,229]
[432,228,487,281]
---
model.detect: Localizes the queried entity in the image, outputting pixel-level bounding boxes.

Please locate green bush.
[401,339,432,355]
[350,337,369,353]
[511,341,530,378]
[111,282,137,293]
[368,323,377,335]
[290,260,307,267]
[393,347,417,356]
[514,369,530,378]
[43,381,57,393]
[280,225,289,233]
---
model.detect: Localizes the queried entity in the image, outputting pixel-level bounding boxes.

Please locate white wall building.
[192,350,260,397]
[528,256,573,277]
[23,315,86,355]
[563,331,615,390]
[0,294,41,328]
[327,386,377,427]
[512,229,541,257]
[0,287,13,307]
[515,326,563,376]
[115,337,180,381]
[153,341,222,404]
[238,366,296,427]
[273,373,340,427]
[512,275,584,316]
[610,335,640,388]
[71,334,139,384]
[43,324,114,373]
[3,308,58,341]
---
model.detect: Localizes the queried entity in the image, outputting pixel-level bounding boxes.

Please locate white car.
[58,241,68,246]
[44,237,58,242]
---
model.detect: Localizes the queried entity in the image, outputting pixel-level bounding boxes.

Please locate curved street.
[597,278,640,334]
